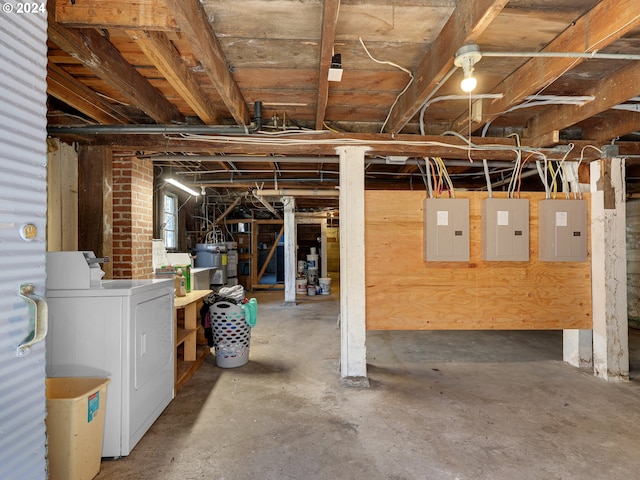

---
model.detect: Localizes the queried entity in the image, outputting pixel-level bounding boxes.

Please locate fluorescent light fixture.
[165,178,200,196]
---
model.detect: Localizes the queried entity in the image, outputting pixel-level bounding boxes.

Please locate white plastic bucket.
[307,268,318,285]
[296,278,307,295]
[319,277,331,295]
[306,254,318,269]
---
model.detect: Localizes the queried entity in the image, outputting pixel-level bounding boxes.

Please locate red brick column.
[112,156,154,279]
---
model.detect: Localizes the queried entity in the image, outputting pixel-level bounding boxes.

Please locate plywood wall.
[365,191,592,330]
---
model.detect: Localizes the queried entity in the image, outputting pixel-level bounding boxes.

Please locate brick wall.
[112,156,154,279]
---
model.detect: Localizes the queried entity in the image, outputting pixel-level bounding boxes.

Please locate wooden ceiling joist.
[54,0,176,30]
[47,62,134,124]
[581,111,640,143]
[163,0,250,126]
[48,22,185,124]
[315,0,341,131]
[451,0,640,136]
[384,0,509,134]
[127,29,222,125]
[525,60,640,146]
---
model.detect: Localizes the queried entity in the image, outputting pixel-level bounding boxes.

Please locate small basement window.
[163,192,178,250]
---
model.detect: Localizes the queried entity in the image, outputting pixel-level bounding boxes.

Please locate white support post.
[337,145,369,384]
[320,217,328,278]
[564,163,593,368]
[563,330,593,368]
[590,158,629,381]
[283,196,297,306]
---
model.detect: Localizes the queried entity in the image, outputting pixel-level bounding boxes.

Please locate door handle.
[16,283,48,357]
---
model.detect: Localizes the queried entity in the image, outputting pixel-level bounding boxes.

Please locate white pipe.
[253,189,339,197]
[482,50,640,61]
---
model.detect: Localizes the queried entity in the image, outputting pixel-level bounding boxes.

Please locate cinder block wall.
[112,156,154,279]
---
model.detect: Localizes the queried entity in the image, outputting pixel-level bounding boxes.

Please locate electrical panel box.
[424,198,470,262]
[538,199,587,262]
[482,198,530,261]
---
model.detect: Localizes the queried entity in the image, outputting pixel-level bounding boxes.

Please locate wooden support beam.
[451,0,640,135]
[163,0,250,126]
[256,226,284,283]
[127,30,222,125]
[48,22,185,124]
[315,0,341,130]
[47,139,78,251]
[78,146,113,279]
[384,0,508,134]
[522,130,560,149]
[55,0,175,30]
[525,61,640,146]
[47,62,134,124]
[214,196,243,224]
[48,131,605,161]
[581,111,640,144]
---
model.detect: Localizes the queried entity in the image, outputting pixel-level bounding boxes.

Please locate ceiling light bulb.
[460,72,477,93]
[454,44,482,93]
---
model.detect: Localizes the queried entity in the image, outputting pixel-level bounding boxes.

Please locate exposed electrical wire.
[416,158,429,195]
[425,158,434,198]
[177,132,577,164]
[506,133,521,198]
[358,37,414,134]
[322,122,341,133]
[419,94,504,135]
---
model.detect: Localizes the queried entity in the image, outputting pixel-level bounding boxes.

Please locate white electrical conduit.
[252,189,339,197]
[481,96,595,137]
[483,159,493,197]
[612,103,640,112]
[419,94,504,135]
[481,51,640,61]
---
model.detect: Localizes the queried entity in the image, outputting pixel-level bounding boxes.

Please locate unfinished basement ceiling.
[47,0,640,210]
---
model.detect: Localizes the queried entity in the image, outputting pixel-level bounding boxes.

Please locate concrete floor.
[96,288,640,480]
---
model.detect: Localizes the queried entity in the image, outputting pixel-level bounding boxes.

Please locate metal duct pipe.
[48,101,263,135]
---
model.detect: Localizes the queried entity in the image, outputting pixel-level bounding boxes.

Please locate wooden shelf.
[176,327,192,346]
[175,344,210,390]
[174,289,212,390]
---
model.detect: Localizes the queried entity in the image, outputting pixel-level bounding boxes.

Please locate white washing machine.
[45,252,175,458]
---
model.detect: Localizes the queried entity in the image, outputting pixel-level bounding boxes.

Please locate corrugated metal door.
[0,4,49,479]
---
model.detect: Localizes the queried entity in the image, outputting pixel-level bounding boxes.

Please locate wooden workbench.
[174,289,212,390]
